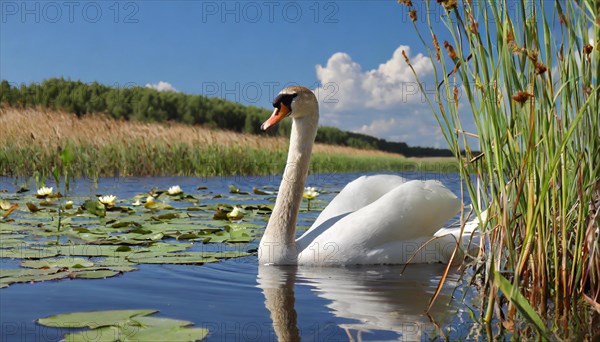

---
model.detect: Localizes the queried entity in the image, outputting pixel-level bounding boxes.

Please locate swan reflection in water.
[257,264,463,341]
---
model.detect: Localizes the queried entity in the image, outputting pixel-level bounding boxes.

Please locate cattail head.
[409,9,417,22]
[432,34,441,61]
[512,91,533,104]
[436,0,457,10]
[535,62,547,75]
[444,40,457,60]
[402,50,410,64]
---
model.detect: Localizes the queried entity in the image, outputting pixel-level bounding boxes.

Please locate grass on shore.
[0,107,457,178]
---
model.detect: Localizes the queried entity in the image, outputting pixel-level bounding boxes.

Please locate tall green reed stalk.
[402,0,599,338]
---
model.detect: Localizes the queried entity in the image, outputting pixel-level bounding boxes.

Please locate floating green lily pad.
[127,254,219,265]
[39,309,208,341]
[82,199,106,217]
[37,309,158,329]
[114,327,209,342]
[1,248,60,259]
[73,270,120,279]
[1,270,68,287]
[45,245,137,257]
[1,267,61,278]
[130,316,193,328]
[21,257,94,269]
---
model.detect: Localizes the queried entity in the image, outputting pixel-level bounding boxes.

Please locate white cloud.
[356,117,398,137]
[354,114,447,148]
[314,45,457,147]
[145,81,178,92]
[315,45,432,112]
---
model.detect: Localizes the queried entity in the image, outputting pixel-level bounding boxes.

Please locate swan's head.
[261,86,318,131]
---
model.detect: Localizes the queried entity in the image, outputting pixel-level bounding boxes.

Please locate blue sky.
[2,1,487,147]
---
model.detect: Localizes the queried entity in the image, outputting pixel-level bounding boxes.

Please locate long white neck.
[259,113,318,265]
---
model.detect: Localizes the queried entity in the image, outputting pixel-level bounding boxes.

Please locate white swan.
[258,86,463,265]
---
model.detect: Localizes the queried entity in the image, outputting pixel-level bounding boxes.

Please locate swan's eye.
[272,93,298,114]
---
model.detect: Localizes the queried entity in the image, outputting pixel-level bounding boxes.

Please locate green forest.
[0,78,452,157]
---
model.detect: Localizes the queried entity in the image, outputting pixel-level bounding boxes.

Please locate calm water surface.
[0,172,477,341]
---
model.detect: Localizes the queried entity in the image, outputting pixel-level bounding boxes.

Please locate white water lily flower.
[227,206,245,220]
[98,195,117,206]
[303,187,319,200]
[37,186,53,197]
[64,200,73,210]
[143,195,159,209]
[0,200,12,211]
[132,199,142,206]
[168,185,183,195]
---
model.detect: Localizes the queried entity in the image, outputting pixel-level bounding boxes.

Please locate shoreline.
[0,107,457,177]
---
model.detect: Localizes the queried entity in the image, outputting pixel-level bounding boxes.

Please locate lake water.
[0,172,480,341]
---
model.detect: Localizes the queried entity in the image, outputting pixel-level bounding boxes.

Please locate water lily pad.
[129,227,153,235]
[26,202,41,213]
[60,315,208,341]
[82,199,106,217]
[16,186,29,193]
[21,257,94,269]
[198,224,257,244]
[46,245,137,257]
[228,185,241,193]
[62,326,121,342]
[88,235,154,245]
[106,206,133,213]
[131,316,193,328]
[97,257,138,267]
[195,231,229,243]
[1,248,60,259]
[146,242,191,253]
[119,327,209,341]
[206,251,252,259]
[144,201,174,210]
[133,232,164,241]
[0,267,62,279]
[176,233,199,240]
[73,270,120,279]
[226,233,253,243]
[243,204,273,214]
[127,254,219,265]
[252,187,273,195]
[0,222,28,233]
[37,309,158,329]
[1,271,68,287]
[0,239,30,248]
[110,221,142,229]
[152,213,179,220]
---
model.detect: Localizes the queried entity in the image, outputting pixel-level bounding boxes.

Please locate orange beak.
[261,103,290,131]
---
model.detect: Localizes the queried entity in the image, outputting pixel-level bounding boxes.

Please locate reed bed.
[403,0,599,338]
[0,107,455,177]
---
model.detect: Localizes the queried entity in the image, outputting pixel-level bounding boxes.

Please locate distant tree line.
[0,78,453,157]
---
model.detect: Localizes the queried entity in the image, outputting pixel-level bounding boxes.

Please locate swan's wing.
[306,175,407,232]
[297,180,460,265]
[433,208,487,238]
